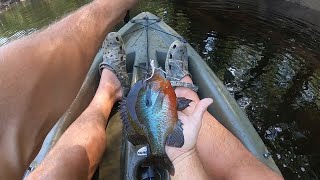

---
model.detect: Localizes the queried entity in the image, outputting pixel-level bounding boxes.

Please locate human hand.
[166,98,213,164]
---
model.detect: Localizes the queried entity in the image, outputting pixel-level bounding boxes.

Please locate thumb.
[192,98,213,121]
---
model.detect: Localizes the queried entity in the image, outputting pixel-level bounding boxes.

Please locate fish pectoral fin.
[177,97,193,111]
[166,119,184,148]
[127,133,147,146]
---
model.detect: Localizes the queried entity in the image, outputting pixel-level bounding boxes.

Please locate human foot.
[93,69,122,105]
[165,40,198,92]
[99,32,129,97]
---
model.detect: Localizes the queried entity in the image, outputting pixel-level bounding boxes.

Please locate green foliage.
[0,0,90,45]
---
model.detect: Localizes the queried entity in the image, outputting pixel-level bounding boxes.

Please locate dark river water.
[1,0,320,179]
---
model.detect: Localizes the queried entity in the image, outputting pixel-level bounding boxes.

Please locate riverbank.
[0,0,24,12]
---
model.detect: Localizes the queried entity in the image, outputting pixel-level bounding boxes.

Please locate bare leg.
[27,69,121,180]
[175,76,283,179]
[0,0,136,178]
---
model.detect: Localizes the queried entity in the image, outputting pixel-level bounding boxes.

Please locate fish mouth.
[143,67,169,92]
[153,68,166,78]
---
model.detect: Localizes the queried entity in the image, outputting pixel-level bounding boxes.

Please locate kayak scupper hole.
[173,44,176,48]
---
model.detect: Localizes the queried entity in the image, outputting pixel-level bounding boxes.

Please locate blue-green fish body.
[120,69,190,175]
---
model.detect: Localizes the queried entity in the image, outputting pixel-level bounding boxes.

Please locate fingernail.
[206,98,213,104]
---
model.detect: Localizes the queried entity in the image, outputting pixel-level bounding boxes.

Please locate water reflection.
[0,0,90,45]
[0,28,36,44]
[189,1,320,178]
[0,0,320,179]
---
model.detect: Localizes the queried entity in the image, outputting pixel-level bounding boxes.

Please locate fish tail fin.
[148,154,175,175]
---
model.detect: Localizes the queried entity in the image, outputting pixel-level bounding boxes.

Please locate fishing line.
[144,59,167,82]
[144,59,155,82]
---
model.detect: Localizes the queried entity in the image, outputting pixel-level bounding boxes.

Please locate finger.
[191,98,213,122]
[177,112,188,123]
[177,111,187,118]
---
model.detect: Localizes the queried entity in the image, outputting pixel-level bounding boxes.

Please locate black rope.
[131,18,161,23]
[122,19,161,37]
[123,17,187,43]
[148,26,187,43]
[122,26,145,37]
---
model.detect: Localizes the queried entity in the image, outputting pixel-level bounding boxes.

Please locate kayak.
[26,12,280,179]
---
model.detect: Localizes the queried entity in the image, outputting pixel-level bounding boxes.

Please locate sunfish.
[120,69,192,175]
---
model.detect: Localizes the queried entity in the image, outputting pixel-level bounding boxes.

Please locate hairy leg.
[0,0,136,178]
[27,69,121,180]
[175,76,283,180]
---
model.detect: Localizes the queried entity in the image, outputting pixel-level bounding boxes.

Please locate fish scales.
[121,69,189,175]
[136,73,177,154]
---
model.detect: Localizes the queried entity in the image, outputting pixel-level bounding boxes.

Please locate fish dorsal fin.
[119,97,131,133]
[166,119,184,148]
[120,97,147,146]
